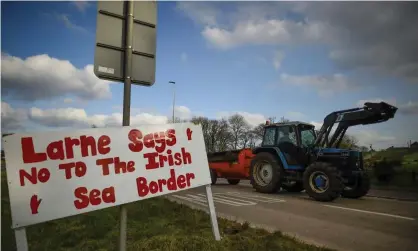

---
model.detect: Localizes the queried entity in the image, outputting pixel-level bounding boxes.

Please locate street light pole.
[169,81,176,123]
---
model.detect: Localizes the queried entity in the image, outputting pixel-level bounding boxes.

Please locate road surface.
[167,179,418,251]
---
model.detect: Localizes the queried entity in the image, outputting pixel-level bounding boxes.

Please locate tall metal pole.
[169,81,175,123]
[119,1,134,251]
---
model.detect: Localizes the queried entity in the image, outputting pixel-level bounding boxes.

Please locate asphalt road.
[167,179,418,251]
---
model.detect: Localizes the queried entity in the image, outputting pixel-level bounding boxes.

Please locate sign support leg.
[119,1,134,251]
[15,228,29,251]
[205,184,221,241]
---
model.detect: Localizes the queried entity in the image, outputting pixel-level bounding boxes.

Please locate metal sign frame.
[94,0,157,86]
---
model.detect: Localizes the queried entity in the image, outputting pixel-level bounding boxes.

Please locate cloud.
[63,98,74,104]
[1,102,194,132]
[174,105,192,120]
[29,107,168,128]
[217,111,266,127]
[309,121,323,130]
[180,52,188,62]
[280,73,352,97]
[176,2,220,26]
[1,102,28,133]
[273,50,284,70]
[398,101,418,115]
[179,2,418,83]
[1,53,112,101]
[55,13,89,33]
[72,1,90,13]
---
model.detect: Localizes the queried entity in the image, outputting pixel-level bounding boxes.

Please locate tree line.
[169,114,367,153]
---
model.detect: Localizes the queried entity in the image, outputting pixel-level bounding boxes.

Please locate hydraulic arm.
[314,102,398,148]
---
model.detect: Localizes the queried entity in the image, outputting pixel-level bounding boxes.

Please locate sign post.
[94,1,158,250]
[119,1,133,250]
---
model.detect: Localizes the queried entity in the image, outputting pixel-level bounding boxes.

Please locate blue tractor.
[249,102,398,202]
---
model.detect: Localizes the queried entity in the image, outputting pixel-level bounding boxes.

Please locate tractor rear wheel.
[250,152,283,193]
[341,172,371,199]
[303,162,343,202]
[227,179,240,185]
[282,181,305,192]
[210,169,217,185]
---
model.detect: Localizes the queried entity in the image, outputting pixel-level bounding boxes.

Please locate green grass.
[1,170,331,251]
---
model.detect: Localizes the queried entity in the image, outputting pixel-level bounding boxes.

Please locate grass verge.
[1,170,332,251]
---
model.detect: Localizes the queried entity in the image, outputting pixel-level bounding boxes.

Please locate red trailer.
[207,148,255,185]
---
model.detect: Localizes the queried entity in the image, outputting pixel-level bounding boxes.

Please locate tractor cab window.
[263,127,276,146]
[300,126,316,147]
[277,126,297,145]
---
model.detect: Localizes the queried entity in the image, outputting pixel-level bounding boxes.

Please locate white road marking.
[324,205,416,221]
[171,192,285,207]
[195,194,256,206]
[225,192,286,203]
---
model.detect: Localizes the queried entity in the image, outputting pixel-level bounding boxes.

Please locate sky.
[1,1,418,149]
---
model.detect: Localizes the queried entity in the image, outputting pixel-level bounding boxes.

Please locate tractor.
[249,102,398,202]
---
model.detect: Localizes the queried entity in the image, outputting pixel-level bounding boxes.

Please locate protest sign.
[3,123,212,228]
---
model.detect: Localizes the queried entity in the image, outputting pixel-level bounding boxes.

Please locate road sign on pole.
[94,0,157,86]
[94,1,157,251]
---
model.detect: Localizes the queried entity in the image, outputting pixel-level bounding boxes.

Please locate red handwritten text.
[96,157,135,176]
[136,168,195,197]
[144,148,192,170]
[21,135,111,164]
[19,167,50,186]
[128,129,176,153]
[73,186,116,209]
[59,161,87,179]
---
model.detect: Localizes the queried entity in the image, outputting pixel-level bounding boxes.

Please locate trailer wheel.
[227,179,240,185]
[250,152,283,193]
[341,172,371,199]
[303,162,343,202]
[210,169,217,185]
[282,181,305,192]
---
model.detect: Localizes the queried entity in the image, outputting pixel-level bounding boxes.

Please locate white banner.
[3,123,211,228]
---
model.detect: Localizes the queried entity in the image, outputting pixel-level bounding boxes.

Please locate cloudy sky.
[1,1,418,149]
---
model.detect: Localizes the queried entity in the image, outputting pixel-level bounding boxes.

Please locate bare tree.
[213,118,231,152]
[168,117,188,124]
[228,114,250,150]
[268,116,276,123]
[280,116,290,123]
[340,134,359,149]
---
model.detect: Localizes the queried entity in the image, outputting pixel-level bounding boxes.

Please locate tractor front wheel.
[227,179,240,185]
[250,152,283,193]
[303,162,343,202]
[341,172,371,199]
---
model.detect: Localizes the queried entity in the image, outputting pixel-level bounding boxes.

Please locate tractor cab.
[262,121,316,149]
[259,121,317,170]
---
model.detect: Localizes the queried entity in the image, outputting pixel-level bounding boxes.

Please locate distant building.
[411,141,418,148]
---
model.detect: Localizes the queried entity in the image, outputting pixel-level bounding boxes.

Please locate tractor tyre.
[250,152,283,194]
[341,172,371,199]
[227,179,240,185]
[303,162,343,202]
[210,169,217,185]
[282,181,305,192]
